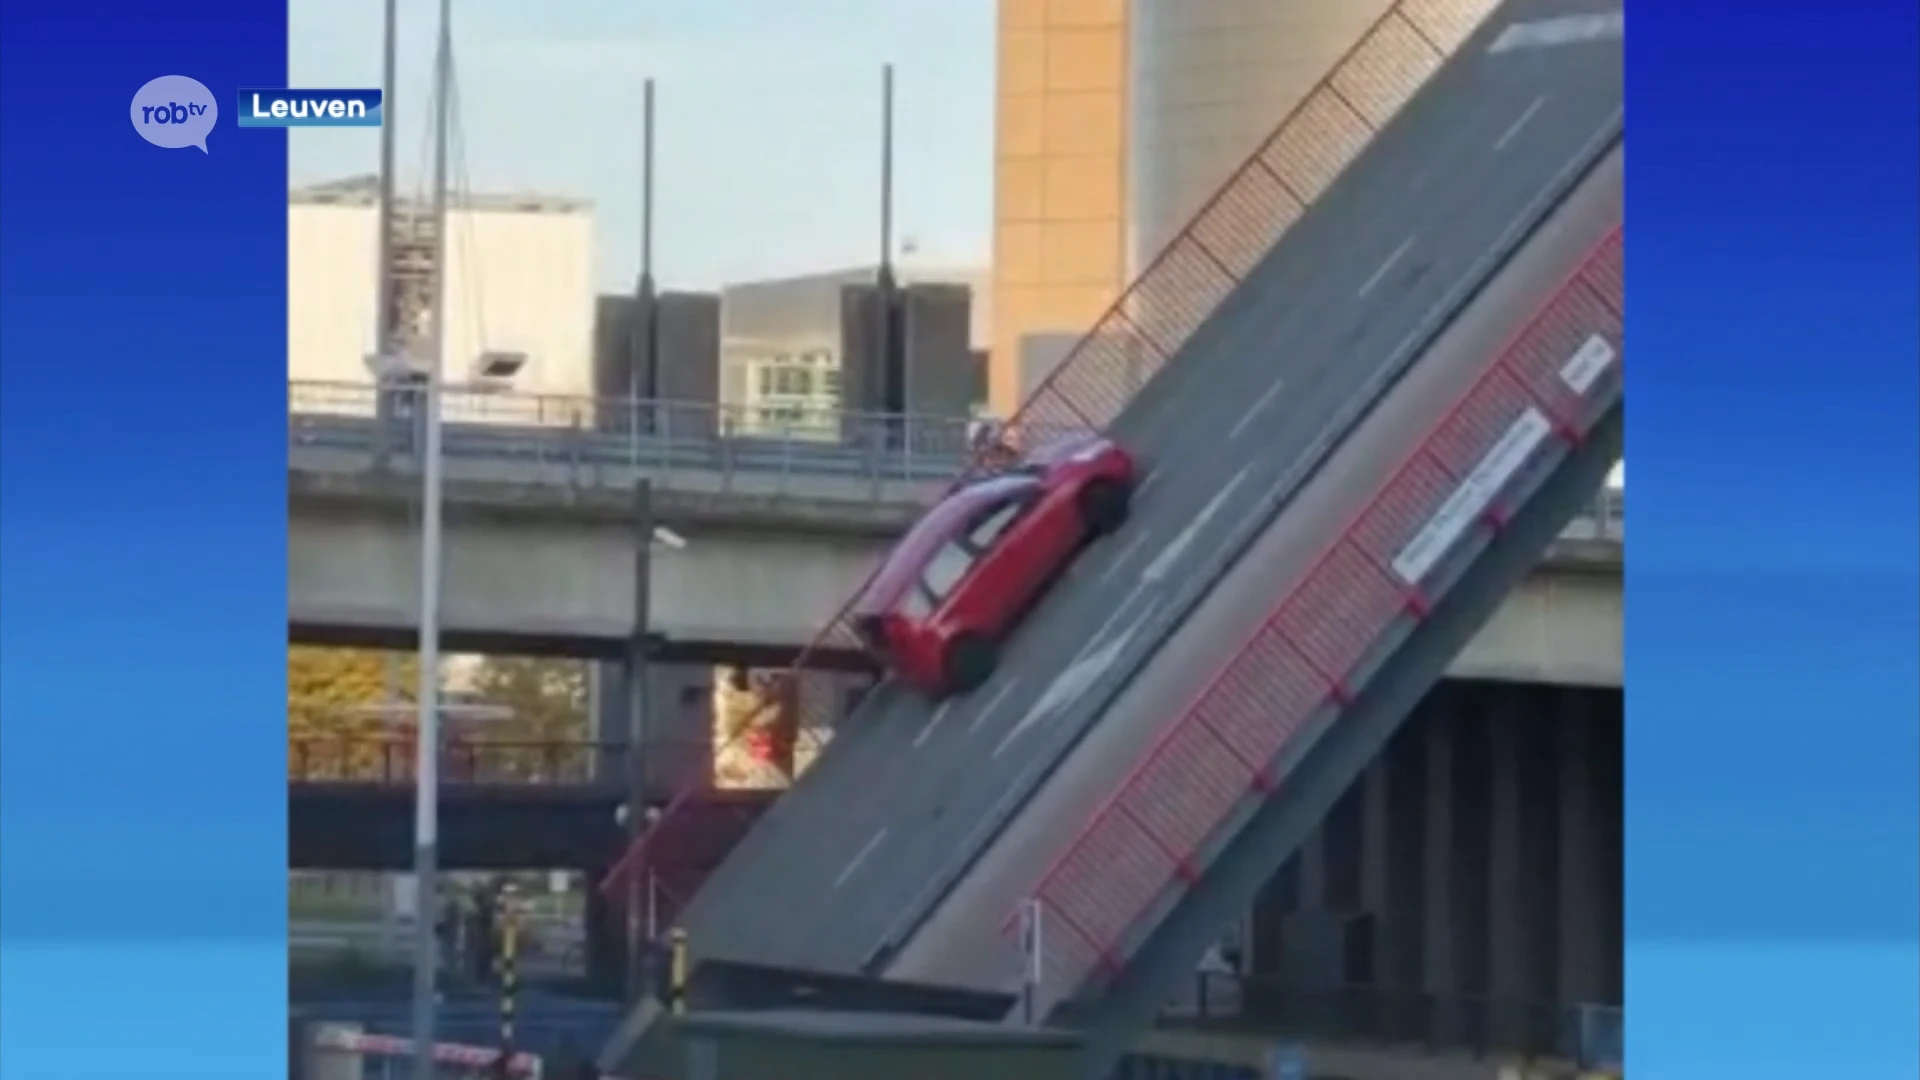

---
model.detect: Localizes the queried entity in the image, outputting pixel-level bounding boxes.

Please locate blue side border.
[0,4,289,1078]
[1629,1,1919,1076]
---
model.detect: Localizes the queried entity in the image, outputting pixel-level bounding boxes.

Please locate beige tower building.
[989,0,1130,418]
[990,0,1491,413]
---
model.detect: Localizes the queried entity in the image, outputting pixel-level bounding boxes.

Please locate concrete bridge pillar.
[1489,686,1554,1047]
[1359,719,1423,1008]
[1556,691,1604,1005]
[1420,696,1457,1012]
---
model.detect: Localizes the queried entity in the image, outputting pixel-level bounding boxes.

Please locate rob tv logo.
[238,87,383,128]
[130,75,219,153]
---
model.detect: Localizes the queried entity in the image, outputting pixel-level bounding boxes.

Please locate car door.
[944,487,1051,634]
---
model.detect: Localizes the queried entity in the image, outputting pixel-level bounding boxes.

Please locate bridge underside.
[1226,678,1622,1053]
[590,675,1620,1068]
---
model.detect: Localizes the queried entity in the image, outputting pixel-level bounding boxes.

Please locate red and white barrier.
[312,1027,543,1078]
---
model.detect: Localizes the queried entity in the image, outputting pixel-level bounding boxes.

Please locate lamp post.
[407,1,454,1076]
[620,478,689,1002]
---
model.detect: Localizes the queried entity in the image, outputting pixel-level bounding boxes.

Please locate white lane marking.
[1142,466,1247,582]
[1357,237,1415,299]
[996,618,1146,758]
[1096,530,1152,585]
[1494,95,1547,152]
[834,828,888,889]
[1488,12,1623,54]
[912,699,957,749]
[1078,577,1155,661]
[1229,380,1288,441]
[966,678,1021,734]
[1136,469,1161,498]
[1373,104,1621,403]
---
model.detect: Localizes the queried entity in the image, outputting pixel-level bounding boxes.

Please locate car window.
[899,585,932,619]
[921,541,974,599]
[965,499,1026,551]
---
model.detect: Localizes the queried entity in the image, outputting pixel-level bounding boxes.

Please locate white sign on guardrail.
[1558,333,1617,395]
[1391,406,1552,585]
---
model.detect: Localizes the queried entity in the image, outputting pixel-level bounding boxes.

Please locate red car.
[852,433,1137,697]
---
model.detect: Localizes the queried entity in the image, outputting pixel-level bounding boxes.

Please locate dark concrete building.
[592,290,723,438]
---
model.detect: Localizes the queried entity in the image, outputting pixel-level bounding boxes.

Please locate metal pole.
[410,1,453,1076]
[629,78,658,439]
[374,0,399,423]
[624,479,654,1002]
[641,79,659,430]
[876,64,905,445]
[878,63,894,283]
[669,927,689,1015]
[496,884,520,1061]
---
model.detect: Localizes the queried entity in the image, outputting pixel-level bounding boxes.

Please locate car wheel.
[942,632,998,697]
[1077,477,1132,536]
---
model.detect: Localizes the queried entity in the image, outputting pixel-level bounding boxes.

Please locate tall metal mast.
[409,1,454,1077]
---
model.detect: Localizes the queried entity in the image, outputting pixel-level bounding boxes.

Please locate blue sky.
[289,0,996,290]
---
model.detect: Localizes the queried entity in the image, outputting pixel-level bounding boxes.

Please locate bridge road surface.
[675,0,1625,978]
[891,144,1624,995]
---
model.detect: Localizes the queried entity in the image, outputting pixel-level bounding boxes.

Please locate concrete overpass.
[291,439,1622,685]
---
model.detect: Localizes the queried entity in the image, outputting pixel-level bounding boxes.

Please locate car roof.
[853,474,1041,616]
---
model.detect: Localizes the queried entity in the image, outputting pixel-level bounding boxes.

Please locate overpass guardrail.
[289,379,988,491]
[290,379,1623,535]
[289,736,717,792]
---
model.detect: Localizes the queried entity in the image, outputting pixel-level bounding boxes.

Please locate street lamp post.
[625,478,653,1003]
[410,1,454,1077]
[620,479,688,1002]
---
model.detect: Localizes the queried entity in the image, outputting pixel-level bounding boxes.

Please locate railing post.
[780,420,794,491]
[656,399,672,480]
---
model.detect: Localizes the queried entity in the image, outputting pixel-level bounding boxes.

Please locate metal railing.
[288,736,721,793]
[290,379,997,491]
[596,0,1512,907]
[1014,228,1624,1009]
[291,378,1622,539]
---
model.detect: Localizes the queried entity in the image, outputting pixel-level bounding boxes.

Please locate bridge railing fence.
[1012,229,1623,1016]
[287,735,749,793]
[289,736,611,787]
[289,379,982,492]
[592,0,1517,916]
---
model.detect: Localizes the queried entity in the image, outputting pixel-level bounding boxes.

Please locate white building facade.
[288,176,597,423]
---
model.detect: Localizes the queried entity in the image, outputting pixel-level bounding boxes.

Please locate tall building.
[990,0,1131,417]
[287,175,597,419]
[990,0,1492,412]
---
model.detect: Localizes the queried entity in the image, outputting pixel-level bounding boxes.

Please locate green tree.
[468,657,588,740]
[288,646,419,778]
[466,657,590,780]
